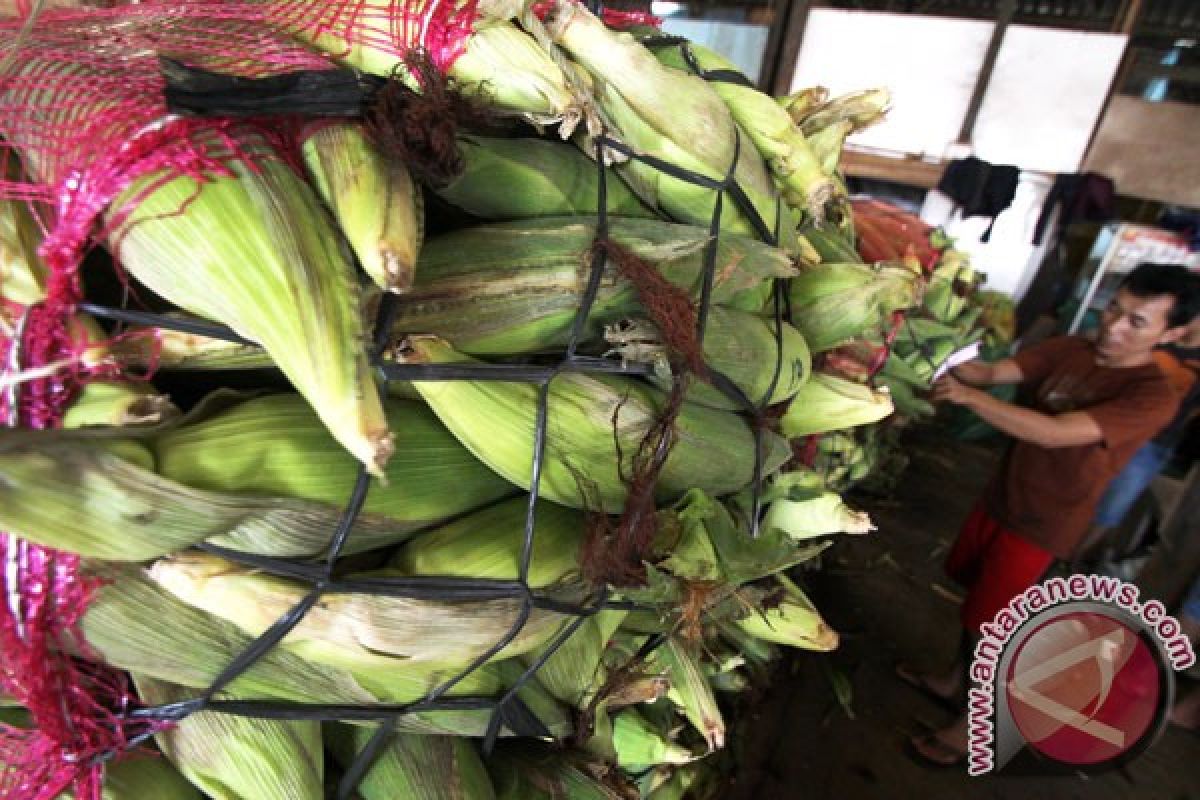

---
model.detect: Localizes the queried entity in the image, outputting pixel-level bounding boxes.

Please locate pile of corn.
[0,2,962,797]
[797,198,1015,493]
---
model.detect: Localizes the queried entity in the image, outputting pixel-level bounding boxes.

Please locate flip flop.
[894,662,961,714]
[907,732,967,769]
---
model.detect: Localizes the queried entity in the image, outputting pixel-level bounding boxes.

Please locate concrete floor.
[724,425,1200,800]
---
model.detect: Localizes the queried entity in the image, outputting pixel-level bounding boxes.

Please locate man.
[1088,315,1200,548]
[902,262,1200,766]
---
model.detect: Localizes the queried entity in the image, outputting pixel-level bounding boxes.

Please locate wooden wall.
[1084,96,1200,208]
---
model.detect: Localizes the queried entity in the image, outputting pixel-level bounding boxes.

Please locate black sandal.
[907,732,967,769]
[894,662,961,714]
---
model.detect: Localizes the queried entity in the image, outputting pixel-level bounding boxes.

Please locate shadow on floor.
[723,424,1200,800]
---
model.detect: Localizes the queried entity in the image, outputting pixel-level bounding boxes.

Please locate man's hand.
[932,374,978,406]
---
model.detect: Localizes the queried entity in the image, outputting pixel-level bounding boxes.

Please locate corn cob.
[758,471,874,539]
[879,374,936,418]
[149,550,581,665]
[0,428,445,560]
[392,497,583,590]
[80,567,572,738]
[134,676,323,800]
[101,321,275,371]
[435,135,653,220]
[396,336,791,512]
[519,609,626,708]
[60,380,178,429]
[654,637,723,751]
[327,724,496,800]
[780,372,893,438]
[155,393,513,529]
[604,306,810,411]
[300,121,423,293]
[283,2,578,129]
[807,118,854,175]
[788,262,921,352]
[604,709,693,770]
[390,216,796,356]
[799,224,861,264]
[545,1,794,247]
[716,620,778,670]
[20,60,364,451]
[648,39,835,221]
[735,575,838,652]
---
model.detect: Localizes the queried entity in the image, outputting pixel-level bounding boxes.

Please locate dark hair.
[1119,262,1200,329]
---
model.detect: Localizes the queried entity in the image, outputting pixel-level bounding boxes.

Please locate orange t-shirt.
[985,336,1179,559]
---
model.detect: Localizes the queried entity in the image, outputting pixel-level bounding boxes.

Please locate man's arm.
[951,357,1025,388]
[932,375,1103,448]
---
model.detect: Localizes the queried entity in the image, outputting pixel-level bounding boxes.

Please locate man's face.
[1096,288,1183,365]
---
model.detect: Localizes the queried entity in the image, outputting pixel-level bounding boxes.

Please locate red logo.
[1004,611,1162,766]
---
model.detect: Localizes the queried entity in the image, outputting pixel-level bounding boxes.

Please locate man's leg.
[910,527,1055,766]
[896,504,992,704]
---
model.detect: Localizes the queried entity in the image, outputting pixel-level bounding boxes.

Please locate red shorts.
[945,503,1056,634]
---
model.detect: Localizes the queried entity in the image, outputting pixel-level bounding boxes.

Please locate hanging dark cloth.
[1031,172,1115,246]
[935,156,1020,242]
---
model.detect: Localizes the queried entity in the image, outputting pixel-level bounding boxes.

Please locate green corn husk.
[546,2,796,249]
[397,336,791,512]
[86,758,203,800]
[327,724,496,800]
[716,620,778,669]
[788,261,922,352]
[519,609,626,708]
[390,216,797,356]
[902,315,960,341]
[655,637,723,752]
[777,86,829,125]
[148,550,580,666]
[797,88,890,138]
[103,321,275,371]
[435,135,653,220]
[807,118,854,175]
[392,496,584,590]
[489,747,628,800]
[156,393,514,532]
[603,306,810,410]
[286,2,577,128]
[880,374,936,418]
[880,348,930,388]
[135,676,323,800]
[758,471,874,539]
[605,709,693,770]
[648,39,835,221]
[80,566,572,738]
[780,372,893,438]
[0,428,446,560]
[799,224,861,264]
[94,125,391,474]
[0,164,47,307]
[0,707,202,800]
[300,121,423,293]
[736,575,838,652]
[61,380,179,429]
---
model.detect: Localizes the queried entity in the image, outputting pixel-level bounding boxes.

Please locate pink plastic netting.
[0,6,337,798]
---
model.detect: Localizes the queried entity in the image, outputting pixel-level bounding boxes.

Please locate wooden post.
[766,0,817,97]
[956,0,1017,146]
